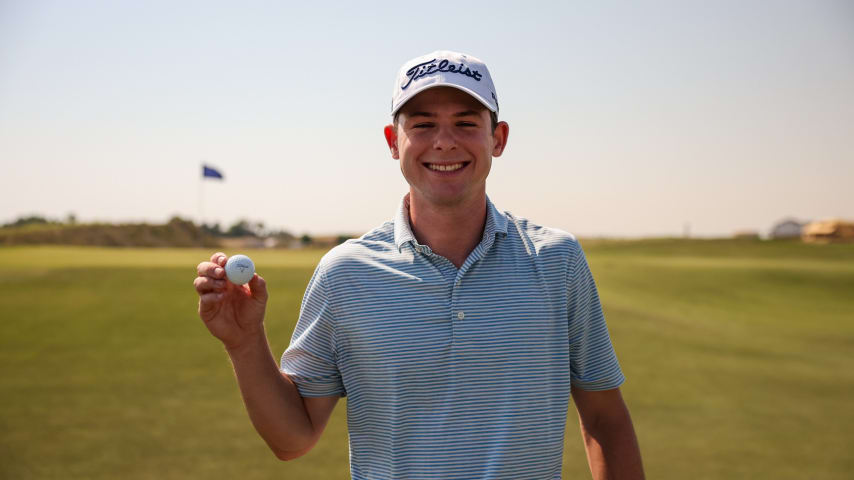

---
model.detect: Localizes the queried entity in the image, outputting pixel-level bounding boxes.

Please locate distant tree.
[167,216,196,228]
[4,215,52,228]
[336,234,352,245]
[253,221,266,237]
[226,219,255,237]
[66,212,77,225]
[201,223,223,236]
[270,228,295,242]
[300,234,313,246]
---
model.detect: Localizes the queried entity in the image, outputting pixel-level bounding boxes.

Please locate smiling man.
[194,51,644,480]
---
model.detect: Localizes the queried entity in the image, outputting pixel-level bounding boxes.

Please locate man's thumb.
[248,274,268,303]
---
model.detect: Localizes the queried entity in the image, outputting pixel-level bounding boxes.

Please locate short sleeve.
[280,265,346,397]
[567,244,625,391]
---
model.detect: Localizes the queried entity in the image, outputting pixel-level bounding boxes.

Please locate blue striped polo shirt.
[280,195,624,480]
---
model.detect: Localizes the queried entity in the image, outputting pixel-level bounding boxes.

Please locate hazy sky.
[1,0,852,237]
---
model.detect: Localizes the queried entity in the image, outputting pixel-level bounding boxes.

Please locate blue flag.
[202,165,224,180]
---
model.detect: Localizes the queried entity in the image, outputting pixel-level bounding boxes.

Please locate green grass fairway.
[1,241,853,479]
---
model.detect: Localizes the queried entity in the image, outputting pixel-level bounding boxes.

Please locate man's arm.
[225,332,339,460]
[195,252,338,460]
[572,387,644,480]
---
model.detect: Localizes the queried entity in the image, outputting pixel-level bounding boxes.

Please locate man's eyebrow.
[453,110,480,117]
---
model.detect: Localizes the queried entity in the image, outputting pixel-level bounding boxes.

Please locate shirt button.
[457,311,465,320]
[415,246,423,253]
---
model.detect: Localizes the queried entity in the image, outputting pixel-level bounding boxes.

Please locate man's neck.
[407,191,487,269]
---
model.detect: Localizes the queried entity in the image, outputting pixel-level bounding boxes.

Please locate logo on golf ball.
[225,254,255,285]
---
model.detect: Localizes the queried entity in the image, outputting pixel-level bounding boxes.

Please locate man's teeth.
[428,163,464,172]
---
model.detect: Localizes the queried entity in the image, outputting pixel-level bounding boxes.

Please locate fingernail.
[215,267,223,276]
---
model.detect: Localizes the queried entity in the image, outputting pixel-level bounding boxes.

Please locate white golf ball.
[225,254,255,285]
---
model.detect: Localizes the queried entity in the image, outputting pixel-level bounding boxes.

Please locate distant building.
[802,219,854,243]
[770,218,806,239]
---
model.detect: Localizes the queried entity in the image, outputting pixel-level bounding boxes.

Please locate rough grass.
[1,241,852,479]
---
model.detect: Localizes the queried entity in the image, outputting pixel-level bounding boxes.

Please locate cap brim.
[391,83,497,117]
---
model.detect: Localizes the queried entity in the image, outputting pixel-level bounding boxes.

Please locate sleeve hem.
[294,382,346,398]
[570,373,626,392]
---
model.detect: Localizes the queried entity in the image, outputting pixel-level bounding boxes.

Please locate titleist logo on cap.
[401,58,483,90]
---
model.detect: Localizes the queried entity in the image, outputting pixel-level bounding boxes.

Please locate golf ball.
[225,254,255,285]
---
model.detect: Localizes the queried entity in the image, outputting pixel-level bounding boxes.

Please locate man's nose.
[432,125,457,151]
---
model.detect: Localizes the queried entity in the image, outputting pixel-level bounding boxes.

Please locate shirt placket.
[414,241,487,346]
[450,241,491,346]
[412,243,459,344]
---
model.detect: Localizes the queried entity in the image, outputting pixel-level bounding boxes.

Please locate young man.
[194,51,644,479]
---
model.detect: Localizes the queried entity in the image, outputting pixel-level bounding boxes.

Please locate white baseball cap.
[391,50,499,116]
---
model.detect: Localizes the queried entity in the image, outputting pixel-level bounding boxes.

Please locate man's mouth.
[425,162,469,172]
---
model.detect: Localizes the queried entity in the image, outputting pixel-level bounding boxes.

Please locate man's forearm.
[226,331,315,457]
[578,408,645,480]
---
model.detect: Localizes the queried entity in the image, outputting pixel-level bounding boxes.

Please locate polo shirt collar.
[394,193,509,253]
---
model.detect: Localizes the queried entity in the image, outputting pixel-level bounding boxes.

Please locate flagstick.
[199,168,205,248]
[199,176,204,226]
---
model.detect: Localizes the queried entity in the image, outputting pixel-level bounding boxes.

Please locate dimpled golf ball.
[225,254,255,285]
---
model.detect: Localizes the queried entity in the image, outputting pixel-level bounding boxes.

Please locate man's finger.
[197,261,226,279]
[194,276,226,294]
[198,292,224,316]
[210,252,227,266]
[248,274,268,303]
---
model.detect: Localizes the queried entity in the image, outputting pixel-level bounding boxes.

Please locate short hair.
[393,109,499,133]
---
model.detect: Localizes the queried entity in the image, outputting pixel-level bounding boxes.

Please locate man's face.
[384,87,508,208]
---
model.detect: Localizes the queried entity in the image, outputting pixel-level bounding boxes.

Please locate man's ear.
[492,121,510,157]
[384,125,399,159]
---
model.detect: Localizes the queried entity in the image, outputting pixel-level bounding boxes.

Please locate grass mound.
[0,218,219,247]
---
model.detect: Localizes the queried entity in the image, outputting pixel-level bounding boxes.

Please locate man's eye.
[457,122,477,127]
[413,123,434,129]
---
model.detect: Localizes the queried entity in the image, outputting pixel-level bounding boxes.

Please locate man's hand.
[194,252,268,352]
